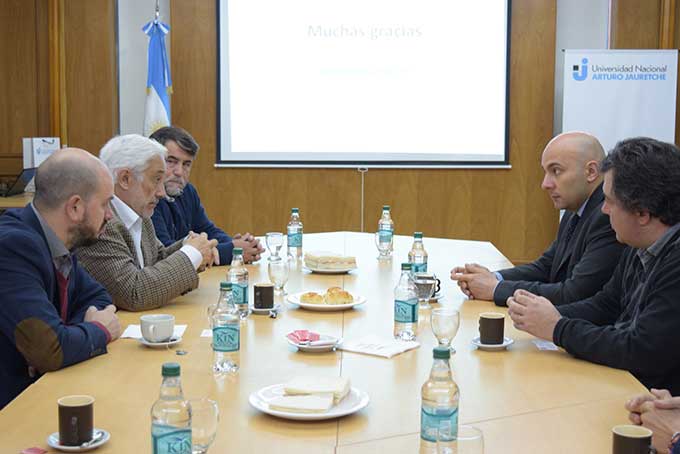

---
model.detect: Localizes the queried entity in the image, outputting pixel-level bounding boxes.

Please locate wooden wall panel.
[171,0,558,264]
[611,0,662,49]
[63,0,118,154]
[0,0,50,182]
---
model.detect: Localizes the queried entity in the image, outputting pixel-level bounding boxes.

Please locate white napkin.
[532,339,559,351]
[338,334,420,358]
[200,329,212,338]
[121,324,187,339]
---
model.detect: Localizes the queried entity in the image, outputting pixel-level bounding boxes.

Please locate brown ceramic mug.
[479,312,505,345]
[254,283,274,309]
[58,395,94,446]
[612,425,655,454]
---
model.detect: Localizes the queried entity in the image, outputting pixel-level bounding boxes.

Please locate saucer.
[47,428,110,452]
[138,335,182,348]
[429,292,444,303]
[286,334,341,352]
[251,303,282,315]
[471,336,514,351]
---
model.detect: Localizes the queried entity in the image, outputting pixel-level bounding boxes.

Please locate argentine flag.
[143,20,172,136]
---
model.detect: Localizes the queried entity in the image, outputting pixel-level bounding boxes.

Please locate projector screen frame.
[215,0,512,169]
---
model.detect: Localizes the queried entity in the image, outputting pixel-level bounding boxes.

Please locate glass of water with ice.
[268,256,289,295]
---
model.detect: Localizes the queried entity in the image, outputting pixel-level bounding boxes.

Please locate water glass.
[190,398,219,454]
[437,424,484,454]
[431,308,460,354]
[268,257,289,295]
[374,231,392,260]
[265,232,284,260]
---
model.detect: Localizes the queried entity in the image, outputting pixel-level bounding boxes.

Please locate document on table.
[338,334,420,358]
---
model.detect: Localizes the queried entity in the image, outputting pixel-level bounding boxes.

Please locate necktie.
[563,214,580,246]
[55,270,69,322]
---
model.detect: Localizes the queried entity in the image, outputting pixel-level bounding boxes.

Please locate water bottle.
[408,232,428,273]
[287,208,303,259]
[151,362,192,454]
[378,205,394,256]
[228,248,250,319]
[212,282,240,375]
[420,347,459,454]
[394,263,418,341]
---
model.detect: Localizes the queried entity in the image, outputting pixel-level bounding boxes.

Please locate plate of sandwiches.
[248,376,369,421]
[303,251,357,274]
[287,288,367,311]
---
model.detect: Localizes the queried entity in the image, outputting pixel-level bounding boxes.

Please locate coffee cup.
[479,312,505,345]
[140,314,175,343]
[254,283,274,309]
[612,424,654,454]
[58,395,94,446]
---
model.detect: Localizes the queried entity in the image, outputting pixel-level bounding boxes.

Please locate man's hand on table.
[450,263,498,300]
[507,289,560,341]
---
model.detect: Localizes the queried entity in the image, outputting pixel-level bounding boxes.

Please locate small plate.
[138,335,182,348]
[249,384,369,420]
[286,334,341,352]
[47,428,110,452]
[471,336,514,351]
[430,292,444,302]
[251,303,282,315]
[303,264,357,274]
[287,292,367,312]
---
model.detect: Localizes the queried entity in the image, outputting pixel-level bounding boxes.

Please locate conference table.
[0,192,32,210]
[0,232,645,453]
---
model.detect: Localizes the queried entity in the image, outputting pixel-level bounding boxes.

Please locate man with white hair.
[77,134,217,311]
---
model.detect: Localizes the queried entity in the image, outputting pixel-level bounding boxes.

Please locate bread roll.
[324,289,354,305]
[300,292,324,305]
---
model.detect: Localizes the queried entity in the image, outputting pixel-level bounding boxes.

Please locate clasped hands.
[185,231,219,270]
[626,388,680,453]
[232,232,265,263]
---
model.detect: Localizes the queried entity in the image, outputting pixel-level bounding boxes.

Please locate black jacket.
[494,184,625,306]
[554,226,680,394]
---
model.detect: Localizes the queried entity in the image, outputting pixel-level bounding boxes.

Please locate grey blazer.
[76,206,199,311]
[493,184,626,306]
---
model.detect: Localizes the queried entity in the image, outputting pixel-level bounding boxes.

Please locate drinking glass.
[268,257,289,295]
[374,231,392,260]
[414,272,437,309]
[265,232,284,260]
[437,424,484,454]
[190,398,219,454]
[431,308,460,354]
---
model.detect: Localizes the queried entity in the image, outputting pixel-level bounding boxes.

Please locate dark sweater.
[151,183,234,264]
[554,224,680,394]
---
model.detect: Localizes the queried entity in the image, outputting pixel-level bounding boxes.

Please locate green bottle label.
[378,229,393,243]
[394,298,418,323]
[213,325,239,352]
[420,406,458,443]
[232,283,248,305]
[412,262,427,273]
[288,231,302,247]
[152,424,192,454]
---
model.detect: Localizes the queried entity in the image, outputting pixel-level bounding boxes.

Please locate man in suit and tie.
[451,132,625,306]
[0,148,121,408]
[77,134,218,311]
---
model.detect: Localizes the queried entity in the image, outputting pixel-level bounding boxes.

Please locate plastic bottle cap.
[382,205,390,211]
[233,247,243,254]
[162,362,181,377]
[291,208,299,213]
[433,347,450,360]
[401,263,412,271]
[414,232,423,238]
[220,282,232,290]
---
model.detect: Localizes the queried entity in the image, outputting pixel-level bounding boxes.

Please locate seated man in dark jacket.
[508,137,680,395]
[149,126,264,264]
[451,132,625,306]
[0,149,121,408]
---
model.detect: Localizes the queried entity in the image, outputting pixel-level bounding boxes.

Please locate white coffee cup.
[140,314,175,343]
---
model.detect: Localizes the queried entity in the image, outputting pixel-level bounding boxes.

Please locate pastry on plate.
[300,292,324,305]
